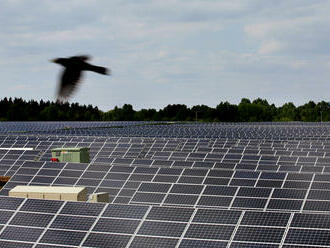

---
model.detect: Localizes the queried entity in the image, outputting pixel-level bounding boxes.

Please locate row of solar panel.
[5,146,330,169]
[7,133,330,146]
[1,161,330,211]
[41,124,330,139]
[0,196,329,247]
[7,160,330,182]
[4,128,327,138]
[7,136,330,157]
[5,135,330,148]
[2,159,330,181]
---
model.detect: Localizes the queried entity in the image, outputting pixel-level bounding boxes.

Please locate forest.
[0,97,329,122]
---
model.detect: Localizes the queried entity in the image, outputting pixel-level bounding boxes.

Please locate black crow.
[51,55,110,101]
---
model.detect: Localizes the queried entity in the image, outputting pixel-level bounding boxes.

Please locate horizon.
[1,96,329,113]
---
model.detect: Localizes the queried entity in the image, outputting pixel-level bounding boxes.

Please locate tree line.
[0,97,329,122]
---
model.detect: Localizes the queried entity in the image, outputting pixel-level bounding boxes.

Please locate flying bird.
[51,55,110,102]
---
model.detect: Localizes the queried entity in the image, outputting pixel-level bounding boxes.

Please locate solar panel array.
[2,121,330,139]
[0,122,330,247]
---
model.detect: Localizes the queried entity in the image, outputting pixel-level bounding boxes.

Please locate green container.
[51,147,90,163]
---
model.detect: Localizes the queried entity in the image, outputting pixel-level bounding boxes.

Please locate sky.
[1,0,330,111]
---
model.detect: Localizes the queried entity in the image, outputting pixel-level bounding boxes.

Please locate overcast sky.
[0,0,330,111]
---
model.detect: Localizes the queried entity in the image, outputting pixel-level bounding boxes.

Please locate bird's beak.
[50,59,56,63]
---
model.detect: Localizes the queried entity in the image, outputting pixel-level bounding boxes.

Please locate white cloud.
[1,0,330,110]
[289,60,308,70]
[244,17,314,39]
[258,40,285,54]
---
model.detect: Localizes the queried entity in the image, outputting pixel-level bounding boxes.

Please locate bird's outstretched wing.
[56,67,82,102]
[70,55,91,61]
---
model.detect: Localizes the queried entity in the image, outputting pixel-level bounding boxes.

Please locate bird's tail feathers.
[90,65,110,75]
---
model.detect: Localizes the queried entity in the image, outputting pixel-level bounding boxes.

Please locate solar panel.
[2,122,330,246]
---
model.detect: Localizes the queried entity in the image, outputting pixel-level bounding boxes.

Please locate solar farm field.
[0,122,330,247]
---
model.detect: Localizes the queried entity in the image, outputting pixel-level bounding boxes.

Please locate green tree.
[215,102,238,121]
[276,102,297,121]
[298,101,318,122]
[40,105,59,120]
